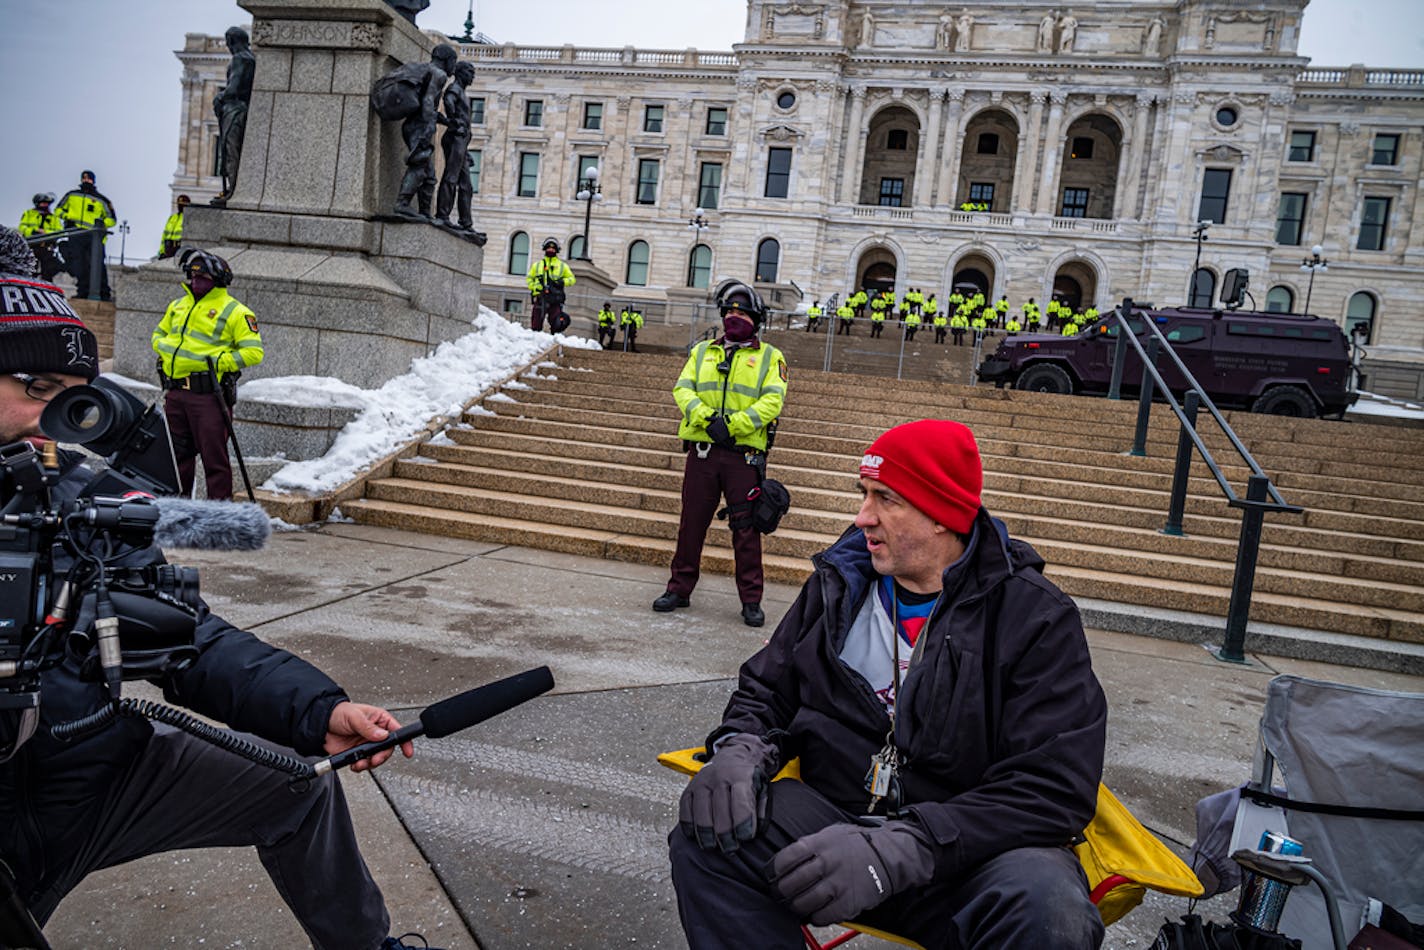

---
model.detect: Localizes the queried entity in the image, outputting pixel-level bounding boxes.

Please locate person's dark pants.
[531,295,563,332]
[952,329,965,346]
[71,232,110,301]
[34,244,65,282]
[164,388,234,500]
[24,724,390,950]
[622,326,639,352]
[870,322,883,338]
[906,326,918,341]
[669,779,1103,950]
[805,318,817,333]
[598,324,617,347]
[666,444,762,604]
[838,319,852,336]
[935,327,947,344]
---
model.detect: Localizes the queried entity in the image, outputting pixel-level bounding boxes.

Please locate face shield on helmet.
[178,248,233,288]
[542,238,560,256]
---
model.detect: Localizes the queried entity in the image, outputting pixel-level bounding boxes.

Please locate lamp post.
[687,207,710,233]
[1189,220,1210,305]
[117,219,130,266]
[574,166,602,262]
[1299,243,1328,315]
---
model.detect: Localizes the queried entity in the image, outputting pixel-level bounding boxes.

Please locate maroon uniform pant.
[164,388,234,500]
[531,295,564,332]
[667,444,763,604]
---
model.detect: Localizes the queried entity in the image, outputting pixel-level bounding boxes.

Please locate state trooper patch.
[246,315,259,333]
[778,361,788,383]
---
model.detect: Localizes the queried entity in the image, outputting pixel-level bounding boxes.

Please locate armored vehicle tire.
[1253,385,1318,418]
[1016,363,1074,394]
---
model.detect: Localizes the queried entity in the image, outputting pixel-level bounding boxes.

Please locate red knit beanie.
[859,420,983,533]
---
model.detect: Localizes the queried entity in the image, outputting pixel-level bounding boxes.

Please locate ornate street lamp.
[1299,244,1328,315]
[687,208,710,233]
[575,166,602,262]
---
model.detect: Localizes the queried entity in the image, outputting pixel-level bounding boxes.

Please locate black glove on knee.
[678,734,780,853]
[769,820,935,926]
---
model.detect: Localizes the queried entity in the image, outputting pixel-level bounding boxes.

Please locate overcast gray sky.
[1,0,1419,261]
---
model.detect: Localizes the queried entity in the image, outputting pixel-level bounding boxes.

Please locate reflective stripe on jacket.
[56,189,116,230]
[161,213,184,245]
[151,286,265,379]
[673,339,787,451]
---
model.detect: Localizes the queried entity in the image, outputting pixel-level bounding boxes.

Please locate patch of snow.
[268,517,309,532]
[502,380,530,391]
[426,431,455,446]
[261,309,556,494]
[1348,391,1424,421]
[326,506,354,524]
[466,405,496,417]
[486,392,517,403]
[239,375,370,410]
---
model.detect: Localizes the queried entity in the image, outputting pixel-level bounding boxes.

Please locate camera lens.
[40,378,142,455]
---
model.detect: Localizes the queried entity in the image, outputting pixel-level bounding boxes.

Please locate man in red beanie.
[670,419,1108,949]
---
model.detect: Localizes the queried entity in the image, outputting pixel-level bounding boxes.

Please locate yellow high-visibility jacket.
[621,309,644,327]
[152,286,265,380]
[56,189,116,234]
[18,209,63,237]
[836,305,855,320]
[598,307,616,326]
[526,256,576,293]
[673,339,787,452]
[160,213,184,254]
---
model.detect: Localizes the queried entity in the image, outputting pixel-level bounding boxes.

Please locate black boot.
[654,591,691,612]
[741,603,764,627]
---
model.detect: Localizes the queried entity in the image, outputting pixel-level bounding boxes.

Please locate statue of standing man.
[371,43,458,220]
[211,27,256,208]
[435,61,485,243]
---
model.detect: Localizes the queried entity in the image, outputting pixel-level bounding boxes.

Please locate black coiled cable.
[50,699,317,782]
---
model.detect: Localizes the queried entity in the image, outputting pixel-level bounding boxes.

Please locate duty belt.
[163,373,218,393]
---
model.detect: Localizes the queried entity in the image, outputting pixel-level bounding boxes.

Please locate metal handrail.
[1104,298,1303,663]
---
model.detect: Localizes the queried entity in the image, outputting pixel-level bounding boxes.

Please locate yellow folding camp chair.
[659,747,1203,949]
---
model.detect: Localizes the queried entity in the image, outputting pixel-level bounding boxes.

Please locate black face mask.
[187,274,216,299]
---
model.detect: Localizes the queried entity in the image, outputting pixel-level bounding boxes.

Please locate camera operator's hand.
[323,701,414,773]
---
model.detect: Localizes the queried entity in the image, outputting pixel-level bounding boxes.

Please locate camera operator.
[0,227,438,950]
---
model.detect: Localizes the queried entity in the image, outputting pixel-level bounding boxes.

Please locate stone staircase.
[70,298,116,362]
[343,346,1424,646]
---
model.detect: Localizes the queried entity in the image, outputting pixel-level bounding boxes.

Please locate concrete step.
[448,416,1424,547]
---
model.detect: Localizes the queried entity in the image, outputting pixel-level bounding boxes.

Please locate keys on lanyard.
[864,735,900,813]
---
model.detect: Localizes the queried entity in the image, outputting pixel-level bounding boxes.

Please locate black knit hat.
[0,226,100,381]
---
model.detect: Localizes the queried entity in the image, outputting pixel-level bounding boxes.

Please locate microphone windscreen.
[154,498,271,550]
[420,666,555,739]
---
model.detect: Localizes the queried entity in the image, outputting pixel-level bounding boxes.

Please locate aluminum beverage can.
[1235,830,1305,930]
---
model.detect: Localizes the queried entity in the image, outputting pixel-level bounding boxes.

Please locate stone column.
[1035,91,1068,215]
[839,85,868,204]
[1116,93,1155,220]
[935,90,965,208]
[549,92,572,205]
[1013,91,1046,212]
[488,92,512,200]
[918,89,946,207]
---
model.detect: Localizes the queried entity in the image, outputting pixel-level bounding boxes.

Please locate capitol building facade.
[174,0,1423,371]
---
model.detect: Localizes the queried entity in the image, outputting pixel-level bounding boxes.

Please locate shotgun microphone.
[311,666,555,776]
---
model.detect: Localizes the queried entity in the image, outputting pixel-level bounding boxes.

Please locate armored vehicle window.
[1166,326,1206,344]
[1100,317,1146,336]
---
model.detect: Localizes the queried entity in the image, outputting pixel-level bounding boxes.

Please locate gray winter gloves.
[769,820,936,926]
[678,733,780,852]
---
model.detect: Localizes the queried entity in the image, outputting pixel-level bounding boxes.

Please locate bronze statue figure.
[385,0,430,24]
[435,61,485,244]
[211,27,256,208]
[371,43,458,220]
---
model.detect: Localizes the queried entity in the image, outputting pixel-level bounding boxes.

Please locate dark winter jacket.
[0,454,346,897]
[709,507,1107,880]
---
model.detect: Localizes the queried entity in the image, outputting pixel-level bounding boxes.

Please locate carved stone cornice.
[759,124,806,142]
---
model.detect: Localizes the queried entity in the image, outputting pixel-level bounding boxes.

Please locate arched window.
[1188,268,1216,308]
[687,244,712,289]
[626,240,650,286]
[1347,291,1377,344]
[1265,285,1294,313]
[568,235,586,261]
[755,238,780,283]
[508,231,530,275]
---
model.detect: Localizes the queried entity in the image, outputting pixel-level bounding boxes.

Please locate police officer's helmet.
[33,193,55,206]
[542,237,560,254]
[178,248,234,288]
[177,194,191,206]
[716,281,767,327]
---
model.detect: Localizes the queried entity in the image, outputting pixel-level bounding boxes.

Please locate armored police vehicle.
[976,306,1357,418]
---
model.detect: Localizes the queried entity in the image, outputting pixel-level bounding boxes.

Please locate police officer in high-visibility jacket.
[18,193,65,281]
[526,237,576,332]
[836,301,855,336]
[804,300,822,332]
[151,249,264,501]
[159,194,191,259]
[597,301,617,348]
[620,305,644,352]
[655,282,787,628]
[55,170,117,300]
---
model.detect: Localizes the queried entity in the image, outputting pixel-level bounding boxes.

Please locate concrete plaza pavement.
[41,520,1424,949]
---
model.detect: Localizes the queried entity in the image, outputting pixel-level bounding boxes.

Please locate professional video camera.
[0,377,195,757]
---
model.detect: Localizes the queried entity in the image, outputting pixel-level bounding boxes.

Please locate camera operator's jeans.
[30,723,390,949]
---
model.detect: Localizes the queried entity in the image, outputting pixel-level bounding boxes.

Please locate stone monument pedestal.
[113,0,483,393]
